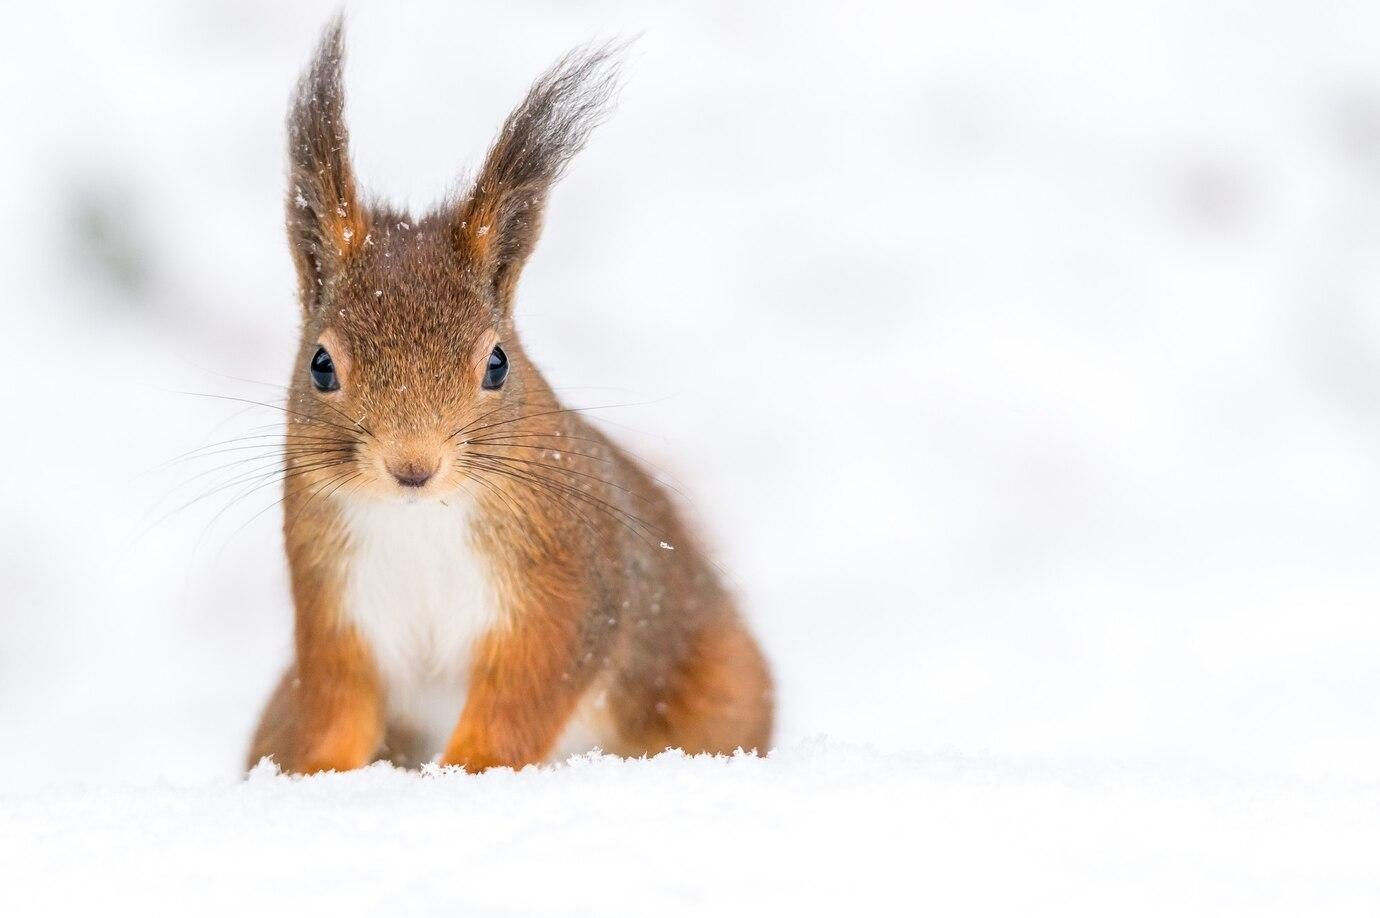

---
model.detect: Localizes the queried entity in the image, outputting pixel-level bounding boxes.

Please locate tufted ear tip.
[453,41,625,310]
[286,15,367,311]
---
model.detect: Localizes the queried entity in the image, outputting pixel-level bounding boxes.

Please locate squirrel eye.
[310,346,339,392]
[483,344,509,390]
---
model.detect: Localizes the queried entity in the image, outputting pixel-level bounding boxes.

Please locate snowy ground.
[2,0,1380,912]
[4,743,1377,916]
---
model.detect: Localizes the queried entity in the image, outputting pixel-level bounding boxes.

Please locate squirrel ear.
[286,17,366,313]
[455,43,620,310]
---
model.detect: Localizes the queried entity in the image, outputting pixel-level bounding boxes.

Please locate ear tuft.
[457,42,623,308]
[287,16,366,310]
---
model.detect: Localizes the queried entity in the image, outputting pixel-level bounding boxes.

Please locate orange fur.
[247,489,384,773]
[442,605,585,770]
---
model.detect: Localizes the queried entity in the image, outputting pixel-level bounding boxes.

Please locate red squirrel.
[247,20,773,773]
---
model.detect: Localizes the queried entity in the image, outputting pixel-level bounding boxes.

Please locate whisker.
[169,390,370,438]
[448,400,514,442]
[233,467,362,547]
[458,460,625,559]
[458,455,665,550]
[465,437,692,502]
[164,432,359,468]
[205,457,355,512]
[463,450,660,508]
[166,446,356,495]
[449,398,666,441]
[144,454,355,542]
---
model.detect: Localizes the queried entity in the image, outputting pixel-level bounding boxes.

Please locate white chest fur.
[341,495,502,757]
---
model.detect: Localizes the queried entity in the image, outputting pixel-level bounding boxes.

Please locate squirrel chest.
[340,496,501,756]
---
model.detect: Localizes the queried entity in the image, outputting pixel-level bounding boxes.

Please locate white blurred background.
[1,0,1378,790]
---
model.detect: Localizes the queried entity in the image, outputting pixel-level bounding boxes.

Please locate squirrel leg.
[440,601,586,772]
[247,625,384,775]
[616,611,774,758]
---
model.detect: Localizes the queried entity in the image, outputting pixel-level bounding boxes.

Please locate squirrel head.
[283,19,618,500]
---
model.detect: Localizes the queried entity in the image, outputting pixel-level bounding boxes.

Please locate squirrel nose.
[387,459,435,488]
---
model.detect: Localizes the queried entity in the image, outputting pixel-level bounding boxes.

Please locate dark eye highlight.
[310,346,339,392]
[483,344,509,390]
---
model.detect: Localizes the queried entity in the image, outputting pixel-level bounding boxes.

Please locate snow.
[1,0,1380,912]
[3,742,1376,915]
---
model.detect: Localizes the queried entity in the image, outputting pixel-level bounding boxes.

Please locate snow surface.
[3,742,1377,916]
[2,0,1380,912]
